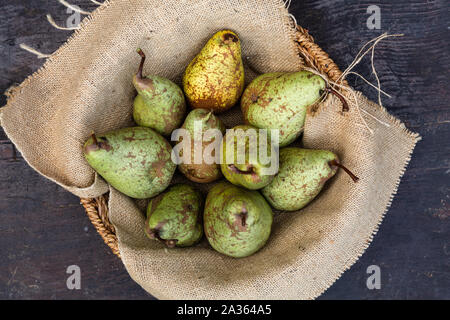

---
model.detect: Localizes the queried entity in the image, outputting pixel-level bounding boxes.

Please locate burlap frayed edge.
[310,92,421,299]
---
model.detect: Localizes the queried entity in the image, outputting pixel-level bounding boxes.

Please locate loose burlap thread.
[0,0,419,299]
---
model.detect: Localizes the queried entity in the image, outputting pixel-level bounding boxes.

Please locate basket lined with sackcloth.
[0,0,420,299]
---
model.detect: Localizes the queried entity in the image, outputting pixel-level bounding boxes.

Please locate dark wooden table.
[0,0,448,299]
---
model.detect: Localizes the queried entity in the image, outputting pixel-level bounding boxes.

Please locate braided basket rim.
[80,26,345,258]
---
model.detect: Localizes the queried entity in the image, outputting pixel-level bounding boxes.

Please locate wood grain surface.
[0,0,448,299]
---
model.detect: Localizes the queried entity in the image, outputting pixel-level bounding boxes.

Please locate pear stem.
[149,228,177,248]
[91,132,98,146]
[204,111,213,123]
[326,87,349,112]
[136,48,146,80]
[329,160,359,182]
[240,208,248,227]
[228,164,254,175]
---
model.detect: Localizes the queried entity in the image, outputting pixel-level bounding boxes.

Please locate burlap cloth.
[0,0,420,299]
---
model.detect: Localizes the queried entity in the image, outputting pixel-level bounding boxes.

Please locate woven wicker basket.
[80,26,346,259]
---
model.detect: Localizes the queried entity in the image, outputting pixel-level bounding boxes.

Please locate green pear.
[83,127,176,199]
[241,71,326,147]
[145,184,203,248]
[262,148,359,211]
[183,30,244,113]
[220,125,278,190]
[204,181,273,258]
[178,108,226,183]
[133,49,186,136]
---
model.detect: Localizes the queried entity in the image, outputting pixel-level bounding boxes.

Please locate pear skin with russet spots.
[183,30,244,113]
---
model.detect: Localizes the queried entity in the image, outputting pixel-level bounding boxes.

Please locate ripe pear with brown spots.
[261,148,359,211]
[204,181,273,258]
[241,71,326,147]
[145,184,203,248]
[83,127,176,199]
[177,108,226,183]
[133,49,186,136]
[183,30,244,113]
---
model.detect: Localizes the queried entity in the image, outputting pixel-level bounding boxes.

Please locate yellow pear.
[183,30,244,113]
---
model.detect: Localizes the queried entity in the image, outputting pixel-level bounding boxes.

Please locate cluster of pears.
[83,48,186,199]
[83,30,358,258]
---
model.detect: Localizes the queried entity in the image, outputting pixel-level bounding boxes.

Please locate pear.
[83,127,176,199]
[178,108,226,183]
[133,49,186,136]
[145,184,203,248]
[220,125,278,190]
[261,148,359,211]
[204,181,273,258]
[241,71,326,147]
[183,30,244,113]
